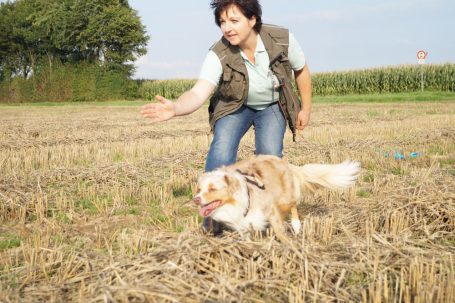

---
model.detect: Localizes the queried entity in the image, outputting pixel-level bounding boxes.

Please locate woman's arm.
[141,79,216,122]
[294,64,312,130]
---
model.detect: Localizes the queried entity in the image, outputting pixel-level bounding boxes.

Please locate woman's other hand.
[296,110,310,130]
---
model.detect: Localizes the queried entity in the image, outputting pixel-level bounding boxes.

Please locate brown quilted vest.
[208,24,302,141]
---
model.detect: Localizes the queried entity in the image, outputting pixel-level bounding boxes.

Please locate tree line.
[0,0,149,102]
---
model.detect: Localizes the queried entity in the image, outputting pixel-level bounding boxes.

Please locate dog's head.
[193,170,247,218]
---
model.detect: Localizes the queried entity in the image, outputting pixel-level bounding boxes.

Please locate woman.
[142,0,312,234]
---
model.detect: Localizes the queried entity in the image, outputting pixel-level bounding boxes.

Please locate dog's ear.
[243,174,265,189]
[223,174,240,193]
[236,168,265,189]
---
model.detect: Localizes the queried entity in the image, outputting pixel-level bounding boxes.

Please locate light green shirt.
[199,33,306,110]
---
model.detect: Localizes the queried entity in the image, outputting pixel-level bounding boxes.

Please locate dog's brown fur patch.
[203,183,237,208]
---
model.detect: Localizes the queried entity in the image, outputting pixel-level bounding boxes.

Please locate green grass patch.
[172,185,193,199]
[128,207,141,215]
[390,165,404,176]
[345,271,369,287]
[439,158,454,167]
[125,195,139,206]
[46,209,72,224]
[75,199,98,215]
[112,151,124,163]
[367,110,380,117]
[0,100,150,107]
[356,188,371,198]
[427,145,447,156]
[1,91,454,107]
[149,199,168,223]
[0,234,21,250]
[362,173,374,183]
[313,91,455,103]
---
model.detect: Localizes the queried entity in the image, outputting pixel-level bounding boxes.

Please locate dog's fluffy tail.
[291,161,361,191]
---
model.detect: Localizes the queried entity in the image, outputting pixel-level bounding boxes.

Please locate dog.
[193,155,360,242]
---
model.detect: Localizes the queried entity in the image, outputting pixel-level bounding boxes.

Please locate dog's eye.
[208,187,216,192]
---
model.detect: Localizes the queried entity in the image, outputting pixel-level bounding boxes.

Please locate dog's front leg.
[290,205,302,235]
[269,207,290,244]
[269,206,305,259]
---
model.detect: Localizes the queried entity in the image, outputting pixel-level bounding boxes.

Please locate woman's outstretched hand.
[141,95,176,122]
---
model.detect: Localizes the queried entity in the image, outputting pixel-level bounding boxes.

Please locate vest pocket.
[219,69,245,101]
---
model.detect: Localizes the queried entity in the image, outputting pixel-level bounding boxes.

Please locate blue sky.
[129,0,455,79]
[2,0,452,79]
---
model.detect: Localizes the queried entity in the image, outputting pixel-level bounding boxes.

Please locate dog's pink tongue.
[199,201,220,217]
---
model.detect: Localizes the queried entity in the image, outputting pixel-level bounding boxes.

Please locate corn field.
[312,64,455,95]
[139,64,455,100]
[139,79,197,100]
[0,99,454,302]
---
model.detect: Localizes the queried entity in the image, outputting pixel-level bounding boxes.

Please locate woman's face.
[219,5,256,46]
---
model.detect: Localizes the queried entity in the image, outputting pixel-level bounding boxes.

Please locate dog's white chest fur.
[243,209,268,231]
[211,204,243,227]
[213,205,268,232]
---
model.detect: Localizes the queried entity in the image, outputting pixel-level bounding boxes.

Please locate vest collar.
[259,27,285,65]
[217,37,247,74]
[217,29,282,73]
[213,25,287,69]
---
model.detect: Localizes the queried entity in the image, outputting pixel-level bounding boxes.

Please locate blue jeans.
[205,102,286,172]
[203,102,286,235]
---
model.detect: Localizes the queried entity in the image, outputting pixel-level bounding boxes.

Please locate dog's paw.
[291,219,301,234]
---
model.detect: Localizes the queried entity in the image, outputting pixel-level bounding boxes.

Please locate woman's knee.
[205,138,238,171]
[255,141,283,158]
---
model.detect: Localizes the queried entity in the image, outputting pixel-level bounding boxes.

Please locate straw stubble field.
[0,100,454,302]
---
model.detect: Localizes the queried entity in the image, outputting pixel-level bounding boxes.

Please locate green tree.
[0,0,149,79]
[0,0,35,80]
[82,0,148,75]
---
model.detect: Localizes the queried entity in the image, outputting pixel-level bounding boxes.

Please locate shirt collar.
[240,35,266,61]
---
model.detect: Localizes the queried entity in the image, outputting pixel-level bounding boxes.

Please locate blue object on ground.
[409,152,419,158]
[383,150,421,160]
[394,151,405,160]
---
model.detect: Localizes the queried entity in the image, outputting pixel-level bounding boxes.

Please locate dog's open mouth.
[199,200,222,217]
